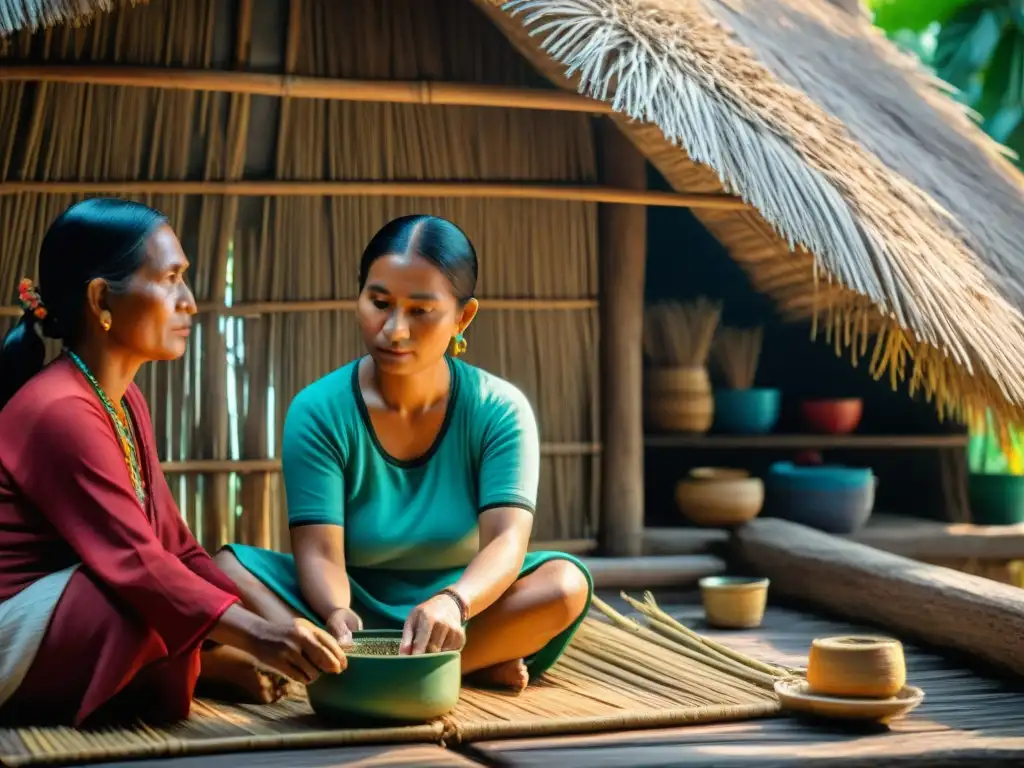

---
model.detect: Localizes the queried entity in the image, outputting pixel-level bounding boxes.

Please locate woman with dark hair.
[220,214,593,690]
[0,198,346,726]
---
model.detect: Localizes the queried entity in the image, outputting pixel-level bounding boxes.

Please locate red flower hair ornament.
[17,278,47,321]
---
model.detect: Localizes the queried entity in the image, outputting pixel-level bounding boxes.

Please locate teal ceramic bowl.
[767,461,873,488]
[306,630,462,724]
[713,388,781,434]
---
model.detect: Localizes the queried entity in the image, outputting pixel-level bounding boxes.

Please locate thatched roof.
[472,0,1024,429]
[9,0,1024,430]
[0,0,140,34]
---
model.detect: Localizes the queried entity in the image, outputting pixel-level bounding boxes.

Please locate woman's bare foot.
[466,658,529,692]
[198,645,291,705]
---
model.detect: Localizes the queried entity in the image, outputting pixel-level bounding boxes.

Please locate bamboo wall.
[0,0,601,550]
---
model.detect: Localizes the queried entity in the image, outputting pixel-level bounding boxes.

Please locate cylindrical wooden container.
[698,576,770,629]
[645,366,713,433]
[806,636,907,699]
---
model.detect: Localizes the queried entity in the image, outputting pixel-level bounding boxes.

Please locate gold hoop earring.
[449,333,467,357]
[100,310,112,332]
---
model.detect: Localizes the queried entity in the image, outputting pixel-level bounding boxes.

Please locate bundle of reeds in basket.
[643,298,722,433]
[644,298,722,368]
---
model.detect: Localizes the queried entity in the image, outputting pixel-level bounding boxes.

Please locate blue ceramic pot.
[713,388,781,434]
[764,461,876,534]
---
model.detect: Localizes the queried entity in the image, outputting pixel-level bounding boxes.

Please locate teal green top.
[226,356,592,681]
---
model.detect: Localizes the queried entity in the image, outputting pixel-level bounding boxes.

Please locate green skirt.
[223,544,593,681]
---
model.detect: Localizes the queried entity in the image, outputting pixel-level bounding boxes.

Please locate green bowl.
[968,473,1024,525]
[306,629,462,724]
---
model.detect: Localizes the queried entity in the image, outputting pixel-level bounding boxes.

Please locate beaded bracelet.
[437,587,469,624]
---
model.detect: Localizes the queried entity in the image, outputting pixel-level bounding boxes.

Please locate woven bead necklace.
[67,350,147,506]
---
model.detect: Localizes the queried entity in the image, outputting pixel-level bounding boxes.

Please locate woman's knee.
[536,559,590,625]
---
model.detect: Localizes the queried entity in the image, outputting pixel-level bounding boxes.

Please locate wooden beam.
[0,64,615,115]
[645,512,1024,562]
[645,433,970,450]
[642,527,731,555]
[734,518,1024,678]
[597,119,648,557]
[850,513,1024,561]
[0,180,748,210]
[158,445,601,473]
[0,297,597,318]
[579,555,726,589]
[529,538,597,555]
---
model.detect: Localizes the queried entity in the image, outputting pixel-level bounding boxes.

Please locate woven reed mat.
[0,616,783,766]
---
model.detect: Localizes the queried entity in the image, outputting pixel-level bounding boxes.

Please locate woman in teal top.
[219,214,592,690]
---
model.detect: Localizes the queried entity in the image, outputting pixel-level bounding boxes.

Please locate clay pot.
[699,576,770,629]
[675,467,764,527]
[307,629,461,723]
[800,398,864,434]
[646,366,714,433]
[806,636,907,699]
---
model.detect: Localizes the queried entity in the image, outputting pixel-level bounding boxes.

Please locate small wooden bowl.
[675,468,764,527]
[775,680,924,723]
[699,576,770,629]
[806,636,906,699]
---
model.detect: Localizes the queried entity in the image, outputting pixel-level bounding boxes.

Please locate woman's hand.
[325,607,363,648]
[250,617,347,685]
[400,594,466,655]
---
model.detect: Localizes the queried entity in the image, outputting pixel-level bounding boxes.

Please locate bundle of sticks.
[712,325,765,390]
[643,298,722,368]
[591,591,798,691]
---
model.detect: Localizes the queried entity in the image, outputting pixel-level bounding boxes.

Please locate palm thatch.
[0,0,140,34]
[470,0,1024,431]
[9,0,1024,433]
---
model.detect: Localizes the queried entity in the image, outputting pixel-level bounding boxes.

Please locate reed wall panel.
[0,0,602,547]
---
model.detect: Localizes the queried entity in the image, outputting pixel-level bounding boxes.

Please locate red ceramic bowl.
[800,398,863,434]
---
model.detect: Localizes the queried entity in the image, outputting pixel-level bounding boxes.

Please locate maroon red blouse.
[0,357,240,724]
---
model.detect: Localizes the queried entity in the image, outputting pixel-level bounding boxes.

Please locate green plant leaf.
[972,23,1024,143]
[890,27,937,62]
[984,104,1024,141]
[976,26,1020,109]
[997,104,1024,159]
[870,0,978,33]
[934,4,1008,90]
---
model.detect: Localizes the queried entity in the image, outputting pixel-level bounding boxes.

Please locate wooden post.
[598,118,648,557]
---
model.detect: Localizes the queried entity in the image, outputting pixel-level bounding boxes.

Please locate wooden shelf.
[644,513,1024,562]
[645,433,969,450]
[850,513,1024,561]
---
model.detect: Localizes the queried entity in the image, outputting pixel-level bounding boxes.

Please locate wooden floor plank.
[469,589,1024,766]
[25,587,1024,767]
[87,744,481,768]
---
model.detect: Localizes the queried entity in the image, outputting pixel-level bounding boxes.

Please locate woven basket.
[646,366,714,433]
